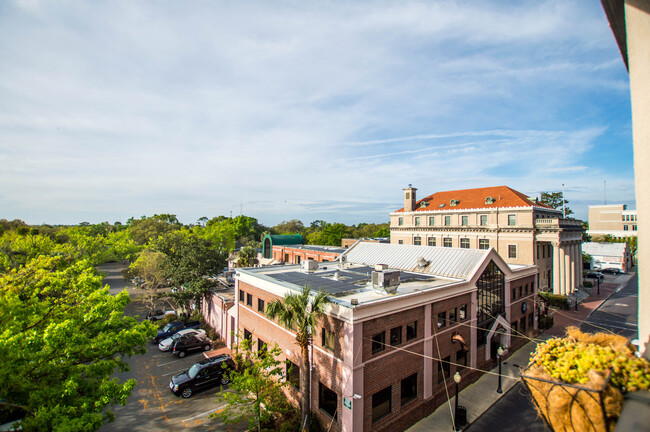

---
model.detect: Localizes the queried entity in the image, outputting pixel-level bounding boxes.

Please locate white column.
[553,242,561,295]
[574,242,581,289]
[564,246,571,296]
[559,244,566,295]
[569,243,576,294]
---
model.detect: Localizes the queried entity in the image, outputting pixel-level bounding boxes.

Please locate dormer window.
[420,201,429,208]
[450,199,460,206]
[485,197,496,204]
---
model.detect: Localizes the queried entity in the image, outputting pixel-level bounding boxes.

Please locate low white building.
[582,242,631,273]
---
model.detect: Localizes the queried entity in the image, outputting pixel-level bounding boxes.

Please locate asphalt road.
[96,263,246,432]
[466,271,639,432]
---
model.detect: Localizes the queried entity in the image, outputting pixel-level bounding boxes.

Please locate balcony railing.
[535,218,583,229]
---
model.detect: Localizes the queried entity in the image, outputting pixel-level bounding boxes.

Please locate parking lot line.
[156,352,202,367]
[182,404,226,422]
[161,368,188,377]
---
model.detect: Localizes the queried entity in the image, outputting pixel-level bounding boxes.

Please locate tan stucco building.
[588,204,638,238]
[389,185,584,295]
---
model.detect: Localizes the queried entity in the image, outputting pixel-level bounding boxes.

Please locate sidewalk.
[407,271,635,432]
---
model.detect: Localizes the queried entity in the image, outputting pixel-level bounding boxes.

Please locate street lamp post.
[496,346,505,394]
[597,276,600,295]
[454,372,461,431]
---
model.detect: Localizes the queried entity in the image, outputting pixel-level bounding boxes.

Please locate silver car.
[158,328,206,351]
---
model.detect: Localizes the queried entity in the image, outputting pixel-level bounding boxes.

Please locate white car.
[158,328,206,352]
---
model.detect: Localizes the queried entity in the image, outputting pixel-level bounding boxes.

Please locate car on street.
[169,354,234,398]
[152,321,202,344]
[158,328,206,351]
[171,334,213,358]
[585,271,605,280]
[600,268,622,275]
[145,309,176,321]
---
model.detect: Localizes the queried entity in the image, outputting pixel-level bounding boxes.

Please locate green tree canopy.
[539,191,573,216]
[128,214,182,245]
[0,255,155,431]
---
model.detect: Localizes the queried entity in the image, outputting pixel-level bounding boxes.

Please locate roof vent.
[485,196,496,204]
[420,201,429,208]
[375,264,388,271]
[450,199,460,206]
[439,203,445,208]
[417,256,429,267]
[350,298,359,306]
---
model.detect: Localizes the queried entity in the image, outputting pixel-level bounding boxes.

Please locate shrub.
[539,292,569,310]
[539,315,554,330]
[158,314,178,327]
[584,280,593,288]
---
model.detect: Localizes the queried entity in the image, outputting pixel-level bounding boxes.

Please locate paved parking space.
[97,264,246,432]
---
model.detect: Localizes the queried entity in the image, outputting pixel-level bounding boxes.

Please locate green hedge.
[539,292,569,310]
[583,280,593,288]
[539,315,554,330]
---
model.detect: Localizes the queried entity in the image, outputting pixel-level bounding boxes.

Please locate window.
[476,261,505,339]
[406,321,417,341]
[319,382,338,420]
[414,216,421,226]
[398,240,404,245]
[624,225,629,231]
[519,285,523,298]
[398,217,404,226]
[428,216,435,226]
[520,317,526,332]
[239,290,245,302]
[244,328,252,342]
[257,298,265,312]
[322,328,335,351]
[444,215,451,226]
[401,373,417,406]
[286,360,300,388]
[448,308,457,324]
[438,356,451,383]
[437,311,446,329]
[512,287,516,300]
[461,215,469,226]
[295,256,301,264]
[414,236,421,246]
[508,214,517,226]
[284,253,289,262]
[443,238,452,247]
[480,214,488,226]
[459,305,467,321]
[460,238,470,249]
[372,332,385,354]
[258,339,267,355]
[390,326,402,346]
[633,225,638,231]
[508,245,517,259]
[372,386,392,423]
[246,293,253,307]
[457,350,467,368]
[479,239,490,250]
[428,237,436,247]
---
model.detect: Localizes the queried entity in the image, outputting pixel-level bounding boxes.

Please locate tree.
[128,214,182,245]
[539,191,573,216]
[212,338,288,432]
[266,286,330,431]
[272,220,305,235]
[0,255,155,431]
[128,249,168,310]
[237,245,259,268]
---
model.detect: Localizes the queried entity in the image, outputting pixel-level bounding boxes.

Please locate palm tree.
[266,285,330,431]
[237,245,259,267]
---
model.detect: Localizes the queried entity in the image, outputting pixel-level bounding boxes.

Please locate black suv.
[169,354,234,398]
[171,334,213,358]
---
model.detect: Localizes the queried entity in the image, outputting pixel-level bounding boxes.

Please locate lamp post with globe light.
[496,346,506,394]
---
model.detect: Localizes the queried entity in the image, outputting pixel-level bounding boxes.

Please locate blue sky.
[0,0,634,226]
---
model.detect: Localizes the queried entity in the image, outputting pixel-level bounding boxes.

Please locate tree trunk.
[301,343,311,432]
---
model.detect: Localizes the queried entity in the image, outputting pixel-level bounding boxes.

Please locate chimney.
[403,184,417,212]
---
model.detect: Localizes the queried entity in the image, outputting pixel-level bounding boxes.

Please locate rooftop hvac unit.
[302,259,318,272]
[371,269,400,294]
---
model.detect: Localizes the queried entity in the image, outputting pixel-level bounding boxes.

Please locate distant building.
[582,242,631,273]
[587,204,638,238]
[341,237,390,248]
[261,234,345,264]
[233,242,538,432]
[389,185,584,295]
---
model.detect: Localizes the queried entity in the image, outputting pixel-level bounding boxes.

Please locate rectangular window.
[444,216,451,226]
[398,240,404,245]
[322,328,335,351]
[286,361,300,388]
[372,332,386,354]
[414,236,421,246]
[520,317,526,332]
[448,308,457,324]
[437,311,446,329]
[528,313,534,328]
[258,339,267,354]
[319,382,338,420]
[244,328,252,342]
[257,298,265,312]
[633,225,638,231]
[460,238,470,249]
[428,237,436,247]
[480,214,488,226]
[461,215,469,226]
[624,225,629,231]
[239,290,245,302]
[508,214,517,226]
[428,216,435,226]
[398,217,404,226]
[519,286,523,298]
[372,386,392,423]
[479,239,490,250]
[512,287,516,300]
[443,238,452,248]
[246,293,253,307]
[459,305,467,321]
[414,216,421,226]
[457,350,467,368]
[508,245,517,259]
[390,326,402,346]
[401,373,417,406]
[406,321,417,341]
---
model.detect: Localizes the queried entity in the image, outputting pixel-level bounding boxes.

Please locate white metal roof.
[582,242,628,256]
[341,242,490,279]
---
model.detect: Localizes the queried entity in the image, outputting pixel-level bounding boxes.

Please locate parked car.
[145,309,176,321]
[171,334,213,358]
[158,328,206,351]
[585,271,605,280]
[600,268,622,275]
[151,321,202,344]
[169,354,234,398]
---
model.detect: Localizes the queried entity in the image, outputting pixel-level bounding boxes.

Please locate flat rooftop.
[274,244,346,254]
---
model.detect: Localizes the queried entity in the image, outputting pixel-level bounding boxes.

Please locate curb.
[586,273,635,319]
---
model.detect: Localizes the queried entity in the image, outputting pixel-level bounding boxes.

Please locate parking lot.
[98,263,246,432]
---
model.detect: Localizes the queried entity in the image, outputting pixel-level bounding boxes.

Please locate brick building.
[232,241,538,432]
[390,185,584,295]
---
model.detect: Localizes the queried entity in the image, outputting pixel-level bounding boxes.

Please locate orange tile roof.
[394,185,556,212]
